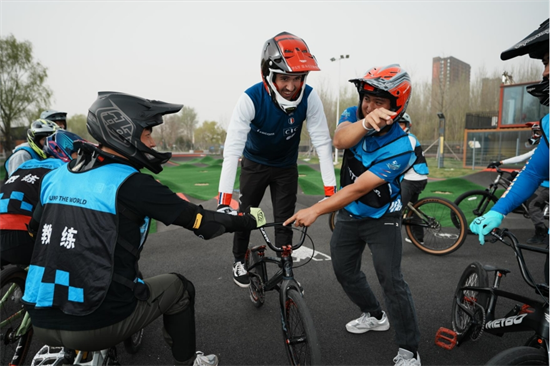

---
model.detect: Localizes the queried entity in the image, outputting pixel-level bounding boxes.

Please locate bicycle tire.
[485,346,548,365]
[328,211,337,232]
[404,197,467,255]
[246,247,266,308]
[281,288,322,365]
[1,266,33,366]
[454,190,498,229]
[451,262,489,337]
[123,328,144,354]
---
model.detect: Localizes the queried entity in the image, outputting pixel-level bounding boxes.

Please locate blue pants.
[330,210,420,353]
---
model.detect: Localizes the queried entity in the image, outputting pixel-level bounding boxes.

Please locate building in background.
[431,56,471,113]
[432,56,471,89]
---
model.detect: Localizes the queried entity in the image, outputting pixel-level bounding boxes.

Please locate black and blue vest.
[23,163,148,316]
[243,82,311,167]
[0,159,65,231]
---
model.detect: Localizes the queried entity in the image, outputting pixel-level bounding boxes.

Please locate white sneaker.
[404,238,412,243]
[232,261,250,288]
[193,351,218,366]
[345,311,390,334]
[393,348,421,366]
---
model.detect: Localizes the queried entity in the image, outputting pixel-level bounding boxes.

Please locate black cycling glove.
[191,206,265,240]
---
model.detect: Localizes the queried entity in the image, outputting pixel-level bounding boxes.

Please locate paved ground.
[22,167,548,366]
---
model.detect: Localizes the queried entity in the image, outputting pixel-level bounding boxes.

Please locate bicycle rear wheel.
[1,266,33,366]
[451,262,489,339]
[281,289,322,365]
[454,190,498,228]
[404,197,467,255]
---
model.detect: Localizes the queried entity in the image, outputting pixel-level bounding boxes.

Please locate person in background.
[285,64,421,366]
[488,121,548,244]
[398,113,429,244]
[217,31,337,287]
[1,130,85,267]
[470,18,549,281]
[23,92,265,366]
[4,119,58,177]
[40,109,68,129]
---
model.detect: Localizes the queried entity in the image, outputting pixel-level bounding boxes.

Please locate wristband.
[361,119,374,131]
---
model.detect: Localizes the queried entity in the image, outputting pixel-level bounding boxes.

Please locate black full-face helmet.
[86,91,183,173]
[501,19,549,106]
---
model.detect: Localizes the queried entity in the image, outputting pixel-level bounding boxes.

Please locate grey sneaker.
[193,351,218,366]
[233,261,250,288]
[345,311,390,334]
[393,348,420,366]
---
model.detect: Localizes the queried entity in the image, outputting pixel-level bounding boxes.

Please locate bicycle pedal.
[435,327,458,350]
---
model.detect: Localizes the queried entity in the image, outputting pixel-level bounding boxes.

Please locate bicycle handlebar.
[489,228,549,292]
[256,222,308,253]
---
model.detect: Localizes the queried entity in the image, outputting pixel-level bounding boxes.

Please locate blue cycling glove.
[469,210,504,245]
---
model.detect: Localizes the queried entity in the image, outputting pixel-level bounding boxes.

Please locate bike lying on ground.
[328,196,468,256]
[246,222,322,365]
[454,163,549,226]
[435,228,549,365]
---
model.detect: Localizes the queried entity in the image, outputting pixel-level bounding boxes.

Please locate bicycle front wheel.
[404,197,467,255]
[454,190,498,228]
[451,262,489,338]
[1,266,33,366]
[281,289,322,365]
[485,346,548,365]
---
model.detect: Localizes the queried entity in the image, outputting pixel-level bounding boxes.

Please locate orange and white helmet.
[261,32,320,113]
[349,64,412,121]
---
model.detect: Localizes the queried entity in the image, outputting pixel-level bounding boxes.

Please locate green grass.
[147,158,236,201]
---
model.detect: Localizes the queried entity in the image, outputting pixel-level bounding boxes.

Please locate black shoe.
[526,225,548,245]
[232,261,250,288]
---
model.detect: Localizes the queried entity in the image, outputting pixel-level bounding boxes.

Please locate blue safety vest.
[23,163,148,316]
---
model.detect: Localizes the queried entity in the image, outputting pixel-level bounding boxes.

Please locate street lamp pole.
[331,54,350,165]
[437,112,446,168]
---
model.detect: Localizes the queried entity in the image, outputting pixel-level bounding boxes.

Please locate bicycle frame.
[248,225,306,296]
[402,202,432,229]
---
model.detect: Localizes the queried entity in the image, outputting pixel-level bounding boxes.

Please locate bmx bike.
[246,223,322,365]
[435,228,549,365]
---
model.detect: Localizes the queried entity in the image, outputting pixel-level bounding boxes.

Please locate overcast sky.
[1,1,548,128]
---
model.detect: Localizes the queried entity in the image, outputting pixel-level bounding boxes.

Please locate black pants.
[233,158,298,261]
